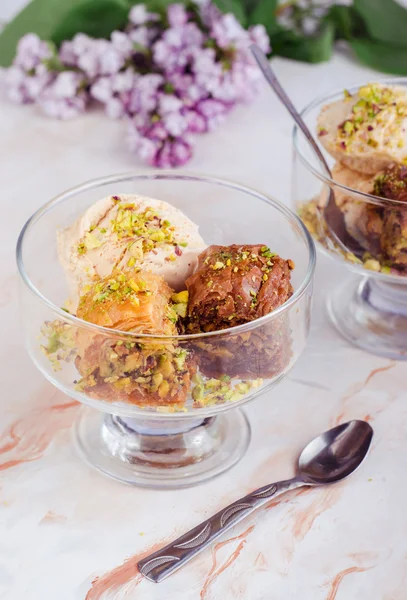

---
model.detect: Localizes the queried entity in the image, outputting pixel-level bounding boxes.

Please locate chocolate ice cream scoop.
[184,245,294,380]
[374,165,407,268]
[185,244,294,333]
[374,164,407,203]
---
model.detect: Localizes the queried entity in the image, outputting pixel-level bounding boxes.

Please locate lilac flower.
[91,68,136,118]
[5,64,50,104]
[129,4,159,26]
[111,31,133,55]
[184,108,207,133]
[38,71,89,119]
[195,98,231,131]
[166,72,202,104]
[167,4,188,27]
[5,1,271,168]
[5,34,54,103]
[128,110,193,168]
[128,130,193,168]
[60,33,129,79]
[200,1,222,28]
[59,34,92,67]
[128,125,159,163]
[128,73,164,114]
[211,14,246,49]
[129,26,150,48]
[162,112,188,137]
[153,23,204,73]
[158,93,183,114]
[13,33,52,71]
[155,138,192,168]
[249,24,271,54]
[191,47,223,93]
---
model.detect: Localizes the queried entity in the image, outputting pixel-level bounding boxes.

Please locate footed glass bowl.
[293,78,407,360]
[17,173,315,488]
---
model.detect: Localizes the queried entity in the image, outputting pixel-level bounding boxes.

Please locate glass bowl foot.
[74,407,251,488]
[327,276,407,360]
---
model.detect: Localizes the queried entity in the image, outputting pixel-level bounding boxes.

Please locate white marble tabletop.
[1,35,407,600]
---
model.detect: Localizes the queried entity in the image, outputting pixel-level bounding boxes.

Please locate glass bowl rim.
[293,76,407,208]
[16,170,316,341]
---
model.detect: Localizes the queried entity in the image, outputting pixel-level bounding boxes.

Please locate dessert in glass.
[17,173,315,488]
[293,80,407,359]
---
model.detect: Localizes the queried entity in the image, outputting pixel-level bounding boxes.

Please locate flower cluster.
[4,2,270,167]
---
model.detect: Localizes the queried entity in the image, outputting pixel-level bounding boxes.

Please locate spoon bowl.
[298,420,374,484]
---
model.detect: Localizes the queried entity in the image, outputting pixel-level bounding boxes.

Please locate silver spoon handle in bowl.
[250,44,332,178]
[138,478,304,583]
[250,44,364,257]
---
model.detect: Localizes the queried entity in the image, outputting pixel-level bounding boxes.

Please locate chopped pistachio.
[84,232,102,250]
[173,303,187,318]
[152,373,163,388]
[108,280,120,291]
[343,120,354,135]
[171,290,188,304]
[213,261,224,270]
[128,279,139,292]
[192,384,204,401]
[364,258,381,272]
[128,239,144,259]
[158,380,170,398]
[174,350,187,370]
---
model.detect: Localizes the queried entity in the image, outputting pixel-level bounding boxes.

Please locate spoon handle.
[138,478,303,583]
[250,44,332,177]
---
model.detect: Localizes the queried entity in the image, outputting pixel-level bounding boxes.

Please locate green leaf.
[247,0,279,35]
[51,0,130,45]
[0,0,84,67]
[271,21,334,64]
[211,0,247,26]
[354,0,407,48]
[350,38,407,76]
[326,4,366,41]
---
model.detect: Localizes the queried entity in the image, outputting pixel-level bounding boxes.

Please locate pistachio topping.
[336,84,407,154]
[76,199,189,258]
[191,375,263,407]
[40,320,76,371]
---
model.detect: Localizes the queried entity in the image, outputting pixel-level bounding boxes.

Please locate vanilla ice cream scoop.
[318,83,407,174]
[58,194,207,310]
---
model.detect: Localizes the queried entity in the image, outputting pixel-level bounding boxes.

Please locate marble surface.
[1,46,407,600]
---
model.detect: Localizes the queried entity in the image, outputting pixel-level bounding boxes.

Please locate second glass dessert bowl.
[293,79,407,360]
[17,173,315,488]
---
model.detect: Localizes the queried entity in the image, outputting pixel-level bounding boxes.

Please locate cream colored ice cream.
[331,162,376,208]
[318,83,407,174]
[325,163,383,254]
[58,194,207,309]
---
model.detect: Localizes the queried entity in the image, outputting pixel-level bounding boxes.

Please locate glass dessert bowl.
[17,173,315,488]
[293,79,407,360]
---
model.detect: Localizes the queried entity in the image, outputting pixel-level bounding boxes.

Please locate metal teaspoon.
[250,43,365,259]
[138,419,373,583]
